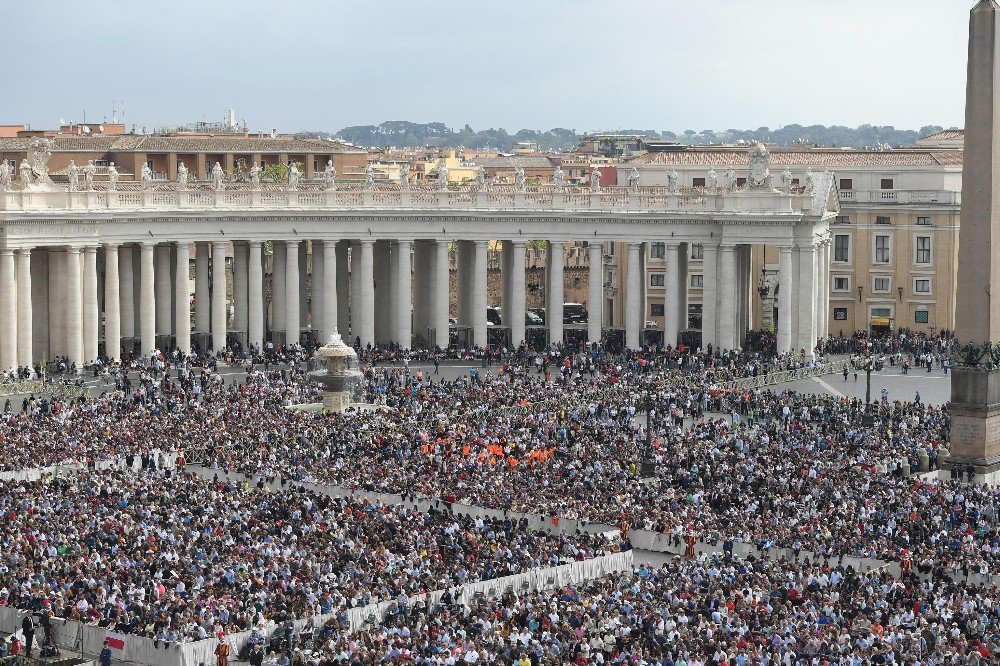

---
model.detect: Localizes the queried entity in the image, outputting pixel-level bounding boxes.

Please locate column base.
[948,367,1000,470]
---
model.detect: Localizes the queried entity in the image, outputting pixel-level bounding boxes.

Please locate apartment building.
[625,132,963,339]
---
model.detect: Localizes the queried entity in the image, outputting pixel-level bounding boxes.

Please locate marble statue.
[177,161,188,189]
[629,167,640,191]
[67,161,80,191]
[667,170,679,194]
[514,166,525,190]
[707,168,718,190]
[211,162,225,191]
[140,163,152,190]
[288,163,301,189]
[84,161,96,191]
[365,163,374,189]
[26,138,55,187]
[590,168,601,192]
[475,165,485,191]
[107,163,119,191]
[804,167,815,195]
[780,167,792,194]
[399,163,409,190]
[249,162,261,189]
[438,163,448,190]
[322,160,335,189]
[724,167,737,193]
[19,159,33,187]
[0,160,11,191]
[553,165,565,191]
[746,143,773,190]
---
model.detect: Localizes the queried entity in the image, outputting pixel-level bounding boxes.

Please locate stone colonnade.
[0,235,829,368]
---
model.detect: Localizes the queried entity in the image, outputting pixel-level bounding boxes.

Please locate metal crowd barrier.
[719,358,853,392]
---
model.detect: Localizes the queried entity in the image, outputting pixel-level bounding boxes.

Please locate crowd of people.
[0,469,620,644]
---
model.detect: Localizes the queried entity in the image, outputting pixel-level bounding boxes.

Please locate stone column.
[104,244,121,361]
[373,241,391,343]
[587,242,603,344]
[393,241,412,347]
[195,242,210,334]
[718,244,736,351]
[335,241,350,337]
[0,250,16,371]
[457,241,474,329]
[140,243,156,356]
[298,242,308,332]
[412,241,431,340]
[119,245,135,340]
[510,241,526,347]
[472,240,488,348]
[247,241,264,350]
[285,240,299,347]
[701,243,718,351]
[547,241,564,345]
[154,245,171,338]
[433,240,450,348]
[82,246,99,363]
[65,246,83,366]
[272,242,286,337]
[818,239,830,339]
[797,244,817,359]
[16,249,32,368]
[625,242,642,349]
[174,242,191,354]
[677,243,689,335]
[777,245,794,354]
[311,241,325,337]
[211,241,228,350]
[321,240,338,341]
[233,242,248,338]
[663,242,679,347]
[501,241,512,328]
[355,239,376,348]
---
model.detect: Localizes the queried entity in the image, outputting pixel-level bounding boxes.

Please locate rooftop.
[0,134,364,154]
[627,145,963,168]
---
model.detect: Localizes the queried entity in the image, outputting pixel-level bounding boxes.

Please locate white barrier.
[0,450,176,482]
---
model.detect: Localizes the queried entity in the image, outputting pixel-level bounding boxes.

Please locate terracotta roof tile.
[0,135,363,154]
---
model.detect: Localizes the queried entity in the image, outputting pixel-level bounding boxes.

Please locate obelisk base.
[946,367,1000,473]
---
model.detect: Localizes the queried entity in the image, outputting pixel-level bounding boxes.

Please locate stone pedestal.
[945,367,1000,471]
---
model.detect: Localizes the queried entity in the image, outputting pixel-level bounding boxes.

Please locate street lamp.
[855,352,877,426]
[857,285,864,303]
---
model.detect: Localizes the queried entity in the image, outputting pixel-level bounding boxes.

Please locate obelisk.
[950,0,1000,473]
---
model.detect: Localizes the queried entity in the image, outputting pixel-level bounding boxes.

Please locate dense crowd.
[0,469,619,644]
[299,557,998,665]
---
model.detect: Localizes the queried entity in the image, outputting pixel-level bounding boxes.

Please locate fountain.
[308,332,364,412]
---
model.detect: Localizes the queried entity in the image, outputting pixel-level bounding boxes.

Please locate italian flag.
[105,632,126,652]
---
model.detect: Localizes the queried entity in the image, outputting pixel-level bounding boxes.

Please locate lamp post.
[856,352,876,426]
[757,269,770,329]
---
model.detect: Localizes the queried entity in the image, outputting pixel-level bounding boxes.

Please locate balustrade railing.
[1,181,832,215]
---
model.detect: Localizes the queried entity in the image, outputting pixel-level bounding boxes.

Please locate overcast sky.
[5,0,969,134]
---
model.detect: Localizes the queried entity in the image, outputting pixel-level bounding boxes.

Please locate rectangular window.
[915,279,931,294]
[650,303,665,316]
[690,274,704,288]
[834,235,850,262]
[839,178,853,190]
[736,177,747,187]
[692,177,706,187]
[835,215,850,225]
[874,235,891,263]
[834,308,848,321]
[915,310,929,324]
[691,244,703,260]
[833,276,850,291]
[688,304,702,329]
[880,178,894,189]
[650,274,665,287]
[916,216,932,225]
[915,236,931,264]
[875,216,891,225]
[874,277,890,293]
[650,243,665,259]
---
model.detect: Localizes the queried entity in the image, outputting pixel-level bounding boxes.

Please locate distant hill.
[299,122,956,151]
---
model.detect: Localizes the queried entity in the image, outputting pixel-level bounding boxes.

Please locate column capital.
[778,244,794,255]
[512,240,527,249]
[83,245,98,255]
[0,248,13,258]
[103,241,120,251]
[719,242,738,252]
[15,247,31,256]
[249,240,263,248]
[65,245,82,254]
[140,241,156,250]
[474,239,488,248]
[323,239,337,248]
[212,240,227,250]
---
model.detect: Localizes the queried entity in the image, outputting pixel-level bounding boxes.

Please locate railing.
[719,357,853,391]
[0,179,836,216]
[838,189,960,205]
